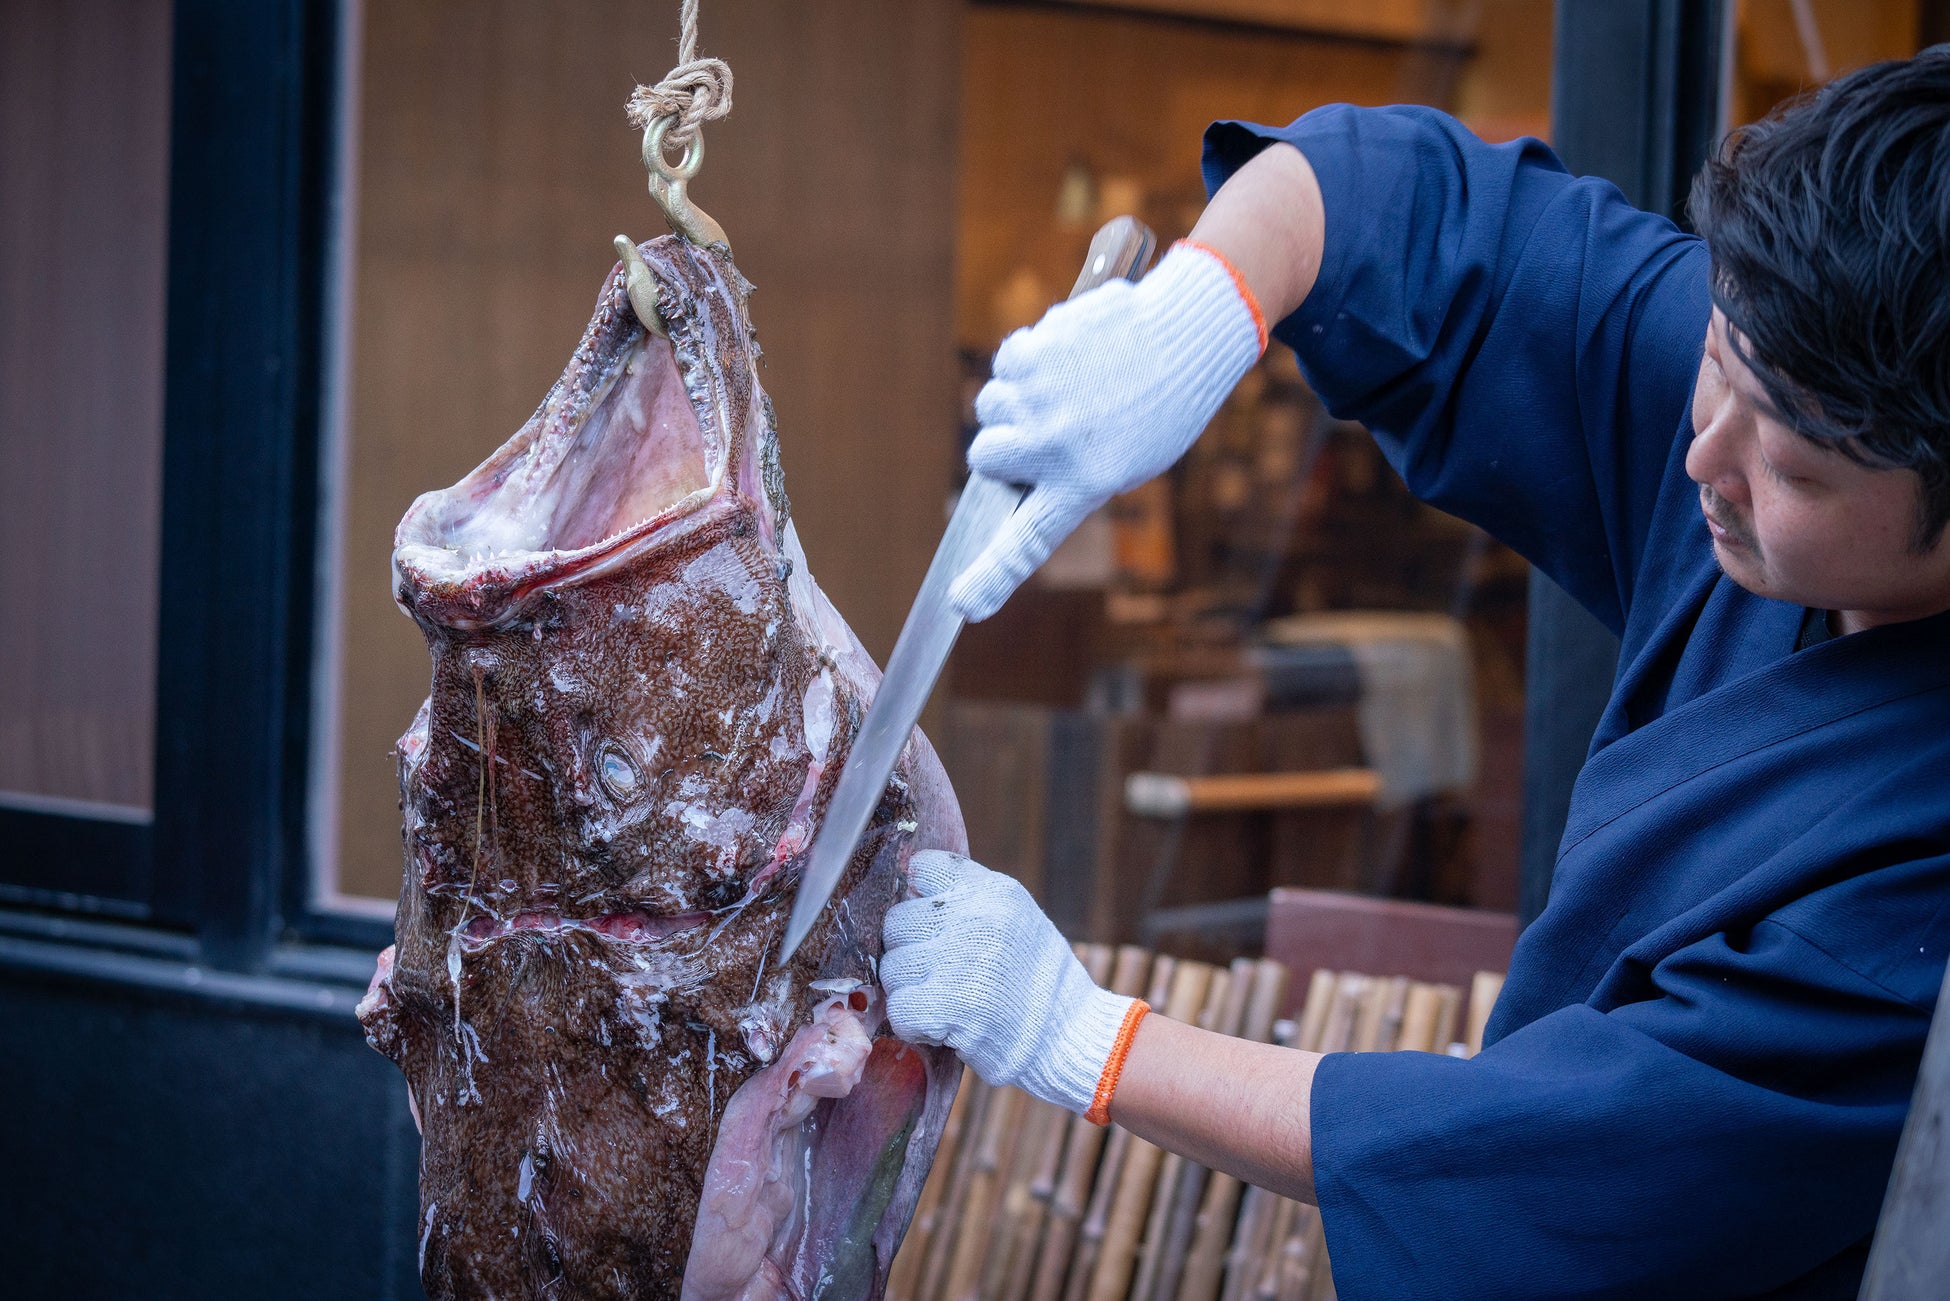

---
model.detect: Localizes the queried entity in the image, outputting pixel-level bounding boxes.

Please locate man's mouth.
[1700,490,1756,552]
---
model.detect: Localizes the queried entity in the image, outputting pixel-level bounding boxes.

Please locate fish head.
[390,239,821,921]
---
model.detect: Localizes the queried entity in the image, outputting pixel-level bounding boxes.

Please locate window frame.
[0,0,393,966]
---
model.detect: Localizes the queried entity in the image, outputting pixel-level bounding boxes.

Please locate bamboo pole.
[1349,975,1397,1052]
[1249,1197,1303,1299]
[1178,959,1298,1301]
[1305,1213,1338,1301]
[1292,967,1335,1055]
[941,1084,1030,1301]
[1292,1207,1330,1301]
[920,1077,994,1301]
[1465,971,1505,1056]
[985,944,1117,1301]
[1062,957,1178,1301]
[1128,967,1233,1301]
[1137,958,1257,1301]
[1027,946,1154,1301]
[1267,975,1375,1301]
[1376,976,1410,1053]
[889,1065,978,1300]
[1227,979,1363,1301]
[1430,984,1462,1055]
[1273,1210,1322,1301]
[1088,960,1215,1301]
[1397,982,1443,1054]
[1314,974,1367,1055]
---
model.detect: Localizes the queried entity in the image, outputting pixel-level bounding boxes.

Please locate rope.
[626,0,732,150]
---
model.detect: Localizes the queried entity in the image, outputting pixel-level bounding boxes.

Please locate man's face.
[1686,309,1950,632]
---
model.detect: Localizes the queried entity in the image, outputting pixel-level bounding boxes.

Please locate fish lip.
[395,493,745,631]
[456,907,714,952]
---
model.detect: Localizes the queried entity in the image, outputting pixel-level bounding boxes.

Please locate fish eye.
[596,742,641,801]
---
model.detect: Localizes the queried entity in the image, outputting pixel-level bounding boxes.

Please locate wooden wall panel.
[330,1,961,900]
[956,4,1526,350]
[1734,0,1922,124]
[0,0,172,813]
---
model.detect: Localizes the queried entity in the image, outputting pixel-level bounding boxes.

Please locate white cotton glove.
[950,241,1266,621]
[881,850,1145,1120]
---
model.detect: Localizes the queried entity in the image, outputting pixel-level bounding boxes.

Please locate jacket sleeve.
[1202,105,1711,635]
[1304,857,1947,1300]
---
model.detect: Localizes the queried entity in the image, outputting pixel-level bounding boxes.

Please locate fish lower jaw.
[456,907,712,951]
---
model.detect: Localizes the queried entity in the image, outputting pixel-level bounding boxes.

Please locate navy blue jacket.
[1203,105,1950,1300]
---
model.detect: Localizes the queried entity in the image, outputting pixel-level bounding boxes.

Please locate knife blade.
[776,215,1157,963]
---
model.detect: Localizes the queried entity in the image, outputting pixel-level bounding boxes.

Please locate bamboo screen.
[890,948,1503,1301]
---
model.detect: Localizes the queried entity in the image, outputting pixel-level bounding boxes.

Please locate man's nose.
[1685,406,1749,505]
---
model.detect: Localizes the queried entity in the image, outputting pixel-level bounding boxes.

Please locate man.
[878,50,1950,1299]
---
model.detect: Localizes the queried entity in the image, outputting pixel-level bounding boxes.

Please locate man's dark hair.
[1690,45,1950,550]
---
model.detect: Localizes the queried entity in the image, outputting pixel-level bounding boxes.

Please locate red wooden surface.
[1265,887,1517,1014]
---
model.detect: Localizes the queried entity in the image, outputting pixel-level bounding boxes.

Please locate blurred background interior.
[3,1,1946,1294]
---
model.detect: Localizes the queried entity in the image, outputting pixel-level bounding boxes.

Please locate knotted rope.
[626,0,733,150]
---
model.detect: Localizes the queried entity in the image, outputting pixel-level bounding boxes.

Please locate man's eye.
[1761,459,1806,487]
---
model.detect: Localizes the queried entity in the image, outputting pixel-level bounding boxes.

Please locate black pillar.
[1521,0,1724,927]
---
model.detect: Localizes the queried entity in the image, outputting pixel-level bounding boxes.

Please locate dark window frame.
[0,0,393,968]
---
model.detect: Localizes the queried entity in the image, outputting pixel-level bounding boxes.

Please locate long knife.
[776,215,1158,963]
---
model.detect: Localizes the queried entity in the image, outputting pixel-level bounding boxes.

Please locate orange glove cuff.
[1085,998,1152,1126]
[1176,239,1270,355]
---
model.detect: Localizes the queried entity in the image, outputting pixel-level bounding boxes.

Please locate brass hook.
[611,235,668,338]
[643,116,730,253]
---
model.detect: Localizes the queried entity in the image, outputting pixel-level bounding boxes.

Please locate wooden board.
[1265,888,1516,1008]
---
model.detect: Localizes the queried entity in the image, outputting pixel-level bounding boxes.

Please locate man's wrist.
[1019,983,1145,1119]
[1175,239,1269,354]
[1085,998,1151,1125]
[1127,242,1266,428]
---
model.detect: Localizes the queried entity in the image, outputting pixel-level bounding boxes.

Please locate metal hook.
[612,235,668,338]
[643,116,730,253]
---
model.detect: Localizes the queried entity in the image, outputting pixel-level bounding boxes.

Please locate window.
[0,0,173,911]
[0,0,343,956]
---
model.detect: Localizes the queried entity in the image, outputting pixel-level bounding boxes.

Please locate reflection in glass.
[0,0,172,817]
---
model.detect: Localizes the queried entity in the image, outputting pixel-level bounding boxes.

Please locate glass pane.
[945,1,1552,950]
[319,4,693,910]
[0,0,171,817]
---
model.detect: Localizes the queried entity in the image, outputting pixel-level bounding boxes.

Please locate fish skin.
[357,237,964,1299]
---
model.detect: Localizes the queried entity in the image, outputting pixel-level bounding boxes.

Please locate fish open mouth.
[392,240,756,629]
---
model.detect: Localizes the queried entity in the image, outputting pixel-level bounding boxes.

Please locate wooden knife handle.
[1069,215,1157,298]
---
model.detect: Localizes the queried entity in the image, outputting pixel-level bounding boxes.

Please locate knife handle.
[960,219,1153,546]
[1069,215,1157,298]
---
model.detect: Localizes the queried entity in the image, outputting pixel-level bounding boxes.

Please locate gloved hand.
[950,241,1267,621]
[881,850,1149,1123]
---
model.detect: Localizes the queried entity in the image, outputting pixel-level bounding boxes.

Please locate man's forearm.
[1107,1012,1323,1204]
[1188,141,1325,327]
[1094,147,1326,1200]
